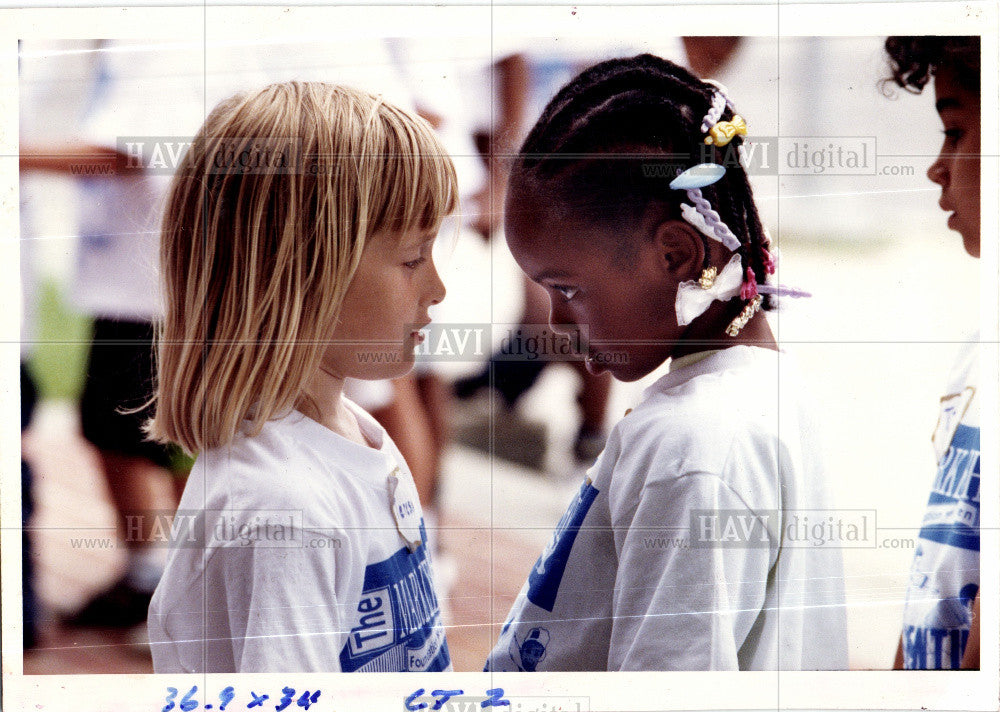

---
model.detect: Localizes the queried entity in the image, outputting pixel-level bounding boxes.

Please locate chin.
[598,361,653,383]
[356,359,414,382]
[601,348,669,382]
[385,361,415,380]
[962,233,981,258]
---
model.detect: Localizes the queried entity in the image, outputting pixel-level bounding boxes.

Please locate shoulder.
[622,350,788,472]
[605,349,802,511]
[944,336,979,393]
[195,413,356,515]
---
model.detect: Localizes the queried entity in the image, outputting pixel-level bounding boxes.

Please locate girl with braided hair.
[486,54,847,671]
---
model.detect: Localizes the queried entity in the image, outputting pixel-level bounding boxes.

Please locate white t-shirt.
[901,336,980,669]
[486,346,848,671]
[148,398,451,673]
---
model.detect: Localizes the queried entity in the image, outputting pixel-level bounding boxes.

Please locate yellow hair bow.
[703,115,747,147]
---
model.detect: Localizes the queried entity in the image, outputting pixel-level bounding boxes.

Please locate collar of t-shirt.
[643,346,781,404]
[668,349,722,374]
[274,397,402,487]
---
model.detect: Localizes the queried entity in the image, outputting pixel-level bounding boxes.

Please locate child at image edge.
[485,55,849,671]
[885,36,982,671]
[146,83,457,673]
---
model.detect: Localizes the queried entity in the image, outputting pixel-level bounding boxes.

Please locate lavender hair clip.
[670,164,741,251]
[758,284,811,298]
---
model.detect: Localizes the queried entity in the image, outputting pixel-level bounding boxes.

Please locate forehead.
[934,66,981,114]
[400,227,437,247]
[370,226,436,252]
[505,195,607,271]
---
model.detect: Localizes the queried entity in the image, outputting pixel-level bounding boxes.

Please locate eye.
[553,285,578,301]
[404,256,427,269]
[942,128,964,142]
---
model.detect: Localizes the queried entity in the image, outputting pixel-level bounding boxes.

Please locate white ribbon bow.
[675,253,744,327]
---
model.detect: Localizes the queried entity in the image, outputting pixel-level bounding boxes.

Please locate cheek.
[336,269,411,339]
[959,158,981,202]
[954,128,981,191]
[584,285,668,340]
[626,283,673,330]
[954,164,981,232]
[335,285,380,337]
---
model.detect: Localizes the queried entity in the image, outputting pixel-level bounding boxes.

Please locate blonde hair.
[150,82,457,453]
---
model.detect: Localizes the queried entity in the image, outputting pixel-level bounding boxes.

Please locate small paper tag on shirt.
[932,387,975,463]
[388,468,422,552]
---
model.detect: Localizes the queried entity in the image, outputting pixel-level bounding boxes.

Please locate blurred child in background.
[884,35,981,671]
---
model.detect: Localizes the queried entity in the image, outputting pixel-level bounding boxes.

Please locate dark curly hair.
[509,53,773,309]
[884,36,980,94]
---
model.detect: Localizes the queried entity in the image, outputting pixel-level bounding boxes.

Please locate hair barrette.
[725,296,763,337]
[704,115,747,147]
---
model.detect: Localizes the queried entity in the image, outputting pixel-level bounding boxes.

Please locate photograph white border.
[2,3,996,711]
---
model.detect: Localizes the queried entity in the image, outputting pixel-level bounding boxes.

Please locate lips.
[411,321,431,343]
[584,350,607,376]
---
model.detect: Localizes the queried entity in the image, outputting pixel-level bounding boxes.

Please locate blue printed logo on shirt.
[339,524,450,672]
[526,479,599,612]
[919,424,980,552]
[903,423,980,669]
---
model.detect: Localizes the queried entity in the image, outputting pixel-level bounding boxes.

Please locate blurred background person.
[18,39,41,653]
[20,40,212,637]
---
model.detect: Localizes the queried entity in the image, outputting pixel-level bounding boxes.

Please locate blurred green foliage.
[26,277,92,401]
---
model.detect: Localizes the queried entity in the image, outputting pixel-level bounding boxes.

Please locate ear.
[653,220,706,281]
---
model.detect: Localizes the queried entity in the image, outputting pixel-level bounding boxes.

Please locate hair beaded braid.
[510,53,773,308]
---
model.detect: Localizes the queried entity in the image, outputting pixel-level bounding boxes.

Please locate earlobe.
[655,221,706,279]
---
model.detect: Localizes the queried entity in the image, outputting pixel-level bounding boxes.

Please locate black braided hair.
[509,53,773,309]
[884,36,980,94]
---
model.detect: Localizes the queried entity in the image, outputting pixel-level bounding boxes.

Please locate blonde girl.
[147,82,457,673]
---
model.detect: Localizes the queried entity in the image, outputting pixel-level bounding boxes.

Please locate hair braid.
[511,53,773,308]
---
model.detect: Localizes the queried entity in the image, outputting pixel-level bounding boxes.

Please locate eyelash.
[553,285,579,301]
[404,256,427,269]
[943,128,963,141]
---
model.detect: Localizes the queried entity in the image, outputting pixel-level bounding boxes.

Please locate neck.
[672,297,778,360]
[300,364,351,433]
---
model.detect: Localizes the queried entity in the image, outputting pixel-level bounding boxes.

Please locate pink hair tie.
[740,267,758,301]
[762,250,776,275]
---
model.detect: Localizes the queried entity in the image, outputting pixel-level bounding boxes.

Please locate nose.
[927,154,948,187]
[427,260,446,306]
[548,298,575,336]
